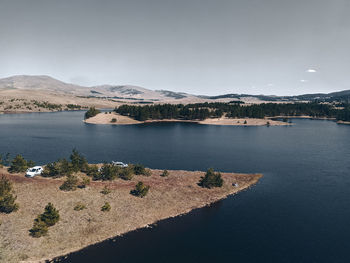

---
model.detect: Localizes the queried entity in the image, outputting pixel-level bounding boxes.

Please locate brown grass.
[0,167,261,263]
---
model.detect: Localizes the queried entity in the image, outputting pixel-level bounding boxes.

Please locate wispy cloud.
[306,69,317,73]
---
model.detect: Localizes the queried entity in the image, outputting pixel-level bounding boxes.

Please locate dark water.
[1,111,350,263]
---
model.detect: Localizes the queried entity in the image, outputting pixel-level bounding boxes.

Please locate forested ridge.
[115,103,350,122]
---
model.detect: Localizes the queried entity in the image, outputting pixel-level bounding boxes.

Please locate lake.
[1,111,350,262]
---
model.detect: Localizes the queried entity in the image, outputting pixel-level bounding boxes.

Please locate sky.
[0,0,349,96]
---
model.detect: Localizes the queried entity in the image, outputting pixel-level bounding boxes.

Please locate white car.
[111,161,128,168]
[25,166,43,177]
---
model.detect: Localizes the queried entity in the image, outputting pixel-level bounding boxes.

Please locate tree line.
[115,102,350,121]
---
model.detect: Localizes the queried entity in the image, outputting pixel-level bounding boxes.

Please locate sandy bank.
[198,117,289,126]
[84,112,141,125]
[85,113,290,126]
[0,167,261,263]
[337,120,350,125]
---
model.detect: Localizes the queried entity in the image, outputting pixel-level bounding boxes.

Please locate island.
[0,155,262,263]
[84,102,350,126]
[84,111,289,126]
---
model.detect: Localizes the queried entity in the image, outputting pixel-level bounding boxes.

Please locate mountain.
[0,75,198,102]
[0,75,349,104]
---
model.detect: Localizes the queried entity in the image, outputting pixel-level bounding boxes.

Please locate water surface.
[1,111,350,262]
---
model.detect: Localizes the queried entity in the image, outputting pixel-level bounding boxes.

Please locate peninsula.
[0,163,261,263]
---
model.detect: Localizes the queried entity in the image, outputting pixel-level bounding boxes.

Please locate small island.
[84,111,290,126]
[0,152,262,262]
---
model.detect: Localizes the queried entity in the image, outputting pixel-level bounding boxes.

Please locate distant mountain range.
[0,75,349,103]
[0,75,199,102]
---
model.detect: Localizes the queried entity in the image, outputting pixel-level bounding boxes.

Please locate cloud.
[300,79,307,82]
[306,69,317,73]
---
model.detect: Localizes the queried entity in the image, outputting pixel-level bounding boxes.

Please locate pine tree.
[8,155,34,173]
[130,181,150,197]
[198,168,224,189]
[39,203,60,226]
[0,176,19,213]
[29,218,48,238]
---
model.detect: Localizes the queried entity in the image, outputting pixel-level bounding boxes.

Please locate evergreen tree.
[29,218,48,238]
[198,168,224,189]
[8,155,35,173]
[29,203,60,237]
[0,176,19,213]
[130,181,150,197]
[84,107,101,119]
[160,170,169,177]
[59,175,79,191]
[39,203,60,226]
[70,149,88,173]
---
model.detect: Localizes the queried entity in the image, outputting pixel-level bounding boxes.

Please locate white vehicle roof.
[29,166,43,169]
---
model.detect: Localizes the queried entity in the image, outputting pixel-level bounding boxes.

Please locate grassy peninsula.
[0,152,262,262]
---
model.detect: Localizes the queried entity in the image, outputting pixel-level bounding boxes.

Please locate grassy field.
[0,167,261,263]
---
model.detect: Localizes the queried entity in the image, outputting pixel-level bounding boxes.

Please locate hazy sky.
[0,0,349,95]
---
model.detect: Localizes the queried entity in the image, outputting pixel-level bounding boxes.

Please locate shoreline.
[0,167,262,263]
[336,120,350,125]
[48,176,260,263]
[84,112,290,126]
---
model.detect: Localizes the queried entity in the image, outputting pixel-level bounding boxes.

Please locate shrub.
[86,164,98,177]
[78,177,90,188]
[42,159,73,178]
[130,181,150,198]
[111,118,117,123]
[8,155,35,173]
[160,170,169,177]
[58,158,73,175]
[119,167,133,180]
[133,164,151,176]
[143,168,151,176]
[101,202,111,212]
[74,203,86,211]
[133,164,145,175]
[0,176,19,213]
[59,175,79,191]
[96,163,118,181]
[0,153,10,167]
[84,107,101,119]
[100,186,111,195]
[29,203,59,238]
[198,168,224,189]
[39,203,60,226]
[41,162,60,177]
[29,218,48,238]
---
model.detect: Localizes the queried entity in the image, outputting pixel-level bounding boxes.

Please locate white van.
[25,166,43,177]
[111,161,128,168]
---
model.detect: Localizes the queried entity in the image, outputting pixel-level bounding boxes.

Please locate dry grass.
[0,89,119,113]
[0,167,261,263]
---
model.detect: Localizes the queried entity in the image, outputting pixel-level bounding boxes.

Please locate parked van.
[111,161,128,168]
[25,166,43,177]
